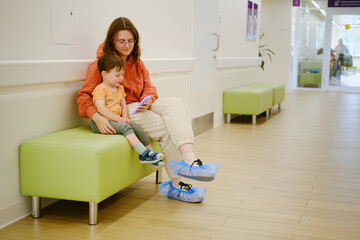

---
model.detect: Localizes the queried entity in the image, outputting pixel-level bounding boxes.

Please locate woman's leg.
[128,100,210,202]
[129,98,218,182]
[128,103,182,180]
[150,98,199,165]
[149,97,194,148]
[149,98,219,181]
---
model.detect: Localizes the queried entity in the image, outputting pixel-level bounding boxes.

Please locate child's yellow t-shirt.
[92,84,126,116]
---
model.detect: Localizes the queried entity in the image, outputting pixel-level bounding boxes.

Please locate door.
[294,3,326,90]
[323,9,360,91]
[192,0,218,119]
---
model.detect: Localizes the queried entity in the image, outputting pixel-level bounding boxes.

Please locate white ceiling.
[299,0,360,26]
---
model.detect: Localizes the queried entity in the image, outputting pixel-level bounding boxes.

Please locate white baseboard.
[0,197,59,229]
[192,112,214,136]
[213,116,225,128]
[0,197,31,229]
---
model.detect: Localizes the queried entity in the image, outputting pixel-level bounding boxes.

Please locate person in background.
[334,39,349,78]
[317,48,336,77]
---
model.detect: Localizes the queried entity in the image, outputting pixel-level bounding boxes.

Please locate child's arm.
[95,100,127,123]
[120,98,130,124]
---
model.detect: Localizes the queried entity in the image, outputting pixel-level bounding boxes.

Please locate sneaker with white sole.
[152,160,164,167]
[139,149,163,164]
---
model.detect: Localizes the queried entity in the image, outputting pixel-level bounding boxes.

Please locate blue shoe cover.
[167,160,219,181]
[158,180,206,203]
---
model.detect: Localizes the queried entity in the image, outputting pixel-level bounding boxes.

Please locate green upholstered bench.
[223,85,273,125]
[299,72,321,86]
[248,82,285,110]
[298,60,322,87]
[20,125,162,225]
[346,66,357,74]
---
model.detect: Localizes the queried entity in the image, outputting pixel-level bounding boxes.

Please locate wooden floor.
[1,90,360,240]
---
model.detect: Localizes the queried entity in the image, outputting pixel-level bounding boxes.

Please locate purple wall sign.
[246,1,253,40]
[293,0,300,7]
[328,0,360,7]
[252,4,258,40]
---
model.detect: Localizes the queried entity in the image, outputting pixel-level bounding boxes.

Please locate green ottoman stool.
[20,125,162,225]
[249,82,285,110]
[223,85,273,124]
[299,72,321,87]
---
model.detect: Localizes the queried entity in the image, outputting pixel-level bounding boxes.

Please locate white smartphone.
[131,96,152,114]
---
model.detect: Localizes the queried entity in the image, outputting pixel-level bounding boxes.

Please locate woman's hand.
[137,102,151,113]
[92,112,116,134]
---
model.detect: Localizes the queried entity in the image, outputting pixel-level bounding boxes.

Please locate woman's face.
[114,30,135,60]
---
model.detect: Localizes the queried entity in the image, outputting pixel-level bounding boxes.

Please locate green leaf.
[258,32,275,71]
[260,60,265,70]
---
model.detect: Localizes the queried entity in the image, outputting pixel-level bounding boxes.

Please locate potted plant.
[258,32,275,70]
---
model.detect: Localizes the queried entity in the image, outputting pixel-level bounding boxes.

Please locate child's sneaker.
[139,149,163,164]
[152,160,164,167]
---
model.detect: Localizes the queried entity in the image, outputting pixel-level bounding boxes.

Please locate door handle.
[212,33,219,51]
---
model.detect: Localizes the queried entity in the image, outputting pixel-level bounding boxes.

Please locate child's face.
[102,68,124,88]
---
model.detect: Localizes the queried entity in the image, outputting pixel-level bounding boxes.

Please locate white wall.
[0,0,193,60]
[214,0,261,126]
[0,0,193,228]
[258,0,292,91]
[217,0,260,58]
[191,0,218,120]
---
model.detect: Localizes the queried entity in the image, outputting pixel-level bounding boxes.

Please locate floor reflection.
[329,68,360,87]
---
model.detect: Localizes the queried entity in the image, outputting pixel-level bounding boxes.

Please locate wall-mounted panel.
[51,0,76,45]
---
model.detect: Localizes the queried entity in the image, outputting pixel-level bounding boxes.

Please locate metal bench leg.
[266,109,269,117]
[156,169,163,184]
[32,196,41,218]
[278,103,281,110]
[89,202,98,225]
[252,115,256,125]
[226,114,231,123]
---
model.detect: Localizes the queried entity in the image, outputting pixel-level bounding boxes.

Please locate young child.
[91,52,164,166]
